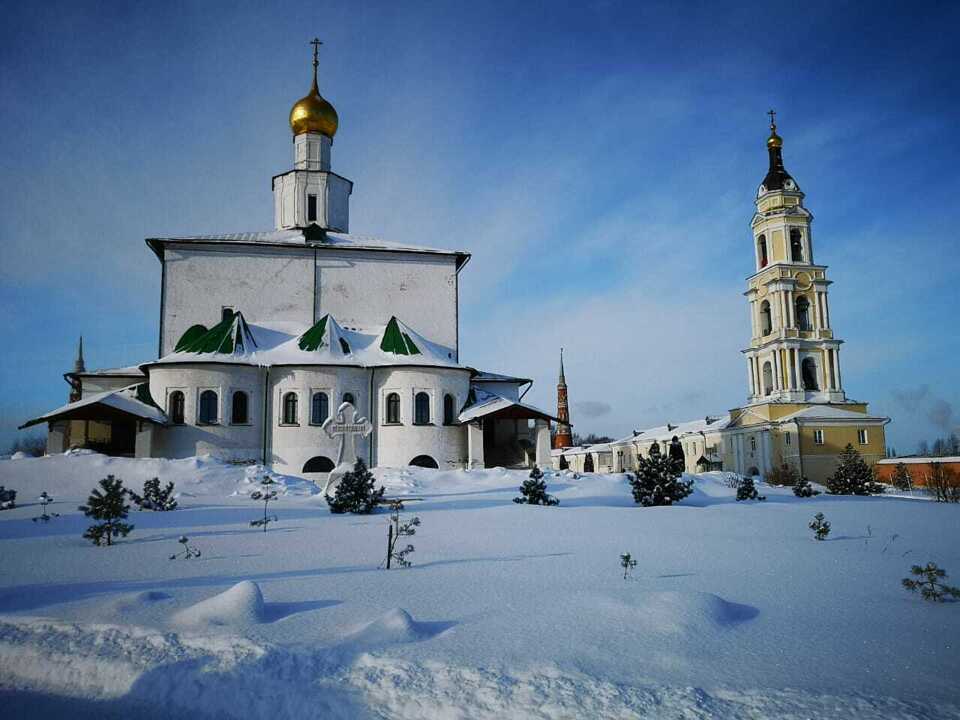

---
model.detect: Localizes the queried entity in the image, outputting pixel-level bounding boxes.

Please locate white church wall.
[316,250,460,355]
[161,244,315,356]
[267,365,370,476]
[148,364,265,462]
[373,367,470,469]
[80,376,143,398]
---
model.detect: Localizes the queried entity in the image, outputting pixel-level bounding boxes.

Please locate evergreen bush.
[902,562,960,602]
[668,436,686,474]
[0,485,17,510]
[826,444,884,495]
[793,477,820,498]
[809,512,830,541]
[79,475,133,546]
[629,444,693,507]
[736,476,766,501]
[514,466,559,506]
[327,458,385,514]
[126,477,178,511]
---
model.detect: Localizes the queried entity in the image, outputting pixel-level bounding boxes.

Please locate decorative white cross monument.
[321,402,373,494]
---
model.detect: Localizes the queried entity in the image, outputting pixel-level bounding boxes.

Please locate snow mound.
[10,451,29,460]
[172,581,265,628]
[634,590,758,634]
[345,608,447,649]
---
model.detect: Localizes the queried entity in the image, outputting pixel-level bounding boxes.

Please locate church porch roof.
[19,384,167,430]
[458,387,559,424]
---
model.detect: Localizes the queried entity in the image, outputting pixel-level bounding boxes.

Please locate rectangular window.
[813,429,824,445]
[307,194,318,223]
[858,429,868,445]
[785,432,791,446]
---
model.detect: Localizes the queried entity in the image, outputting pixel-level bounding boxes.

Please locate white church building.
[21,43,557,478]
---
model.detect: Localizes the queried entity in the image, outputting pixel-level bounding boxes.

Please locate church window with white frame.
[311,391,329,425]
[443,393,455,426]
[231,390,249,425]
[858,429,868,445]
[198,389,218,425]
[813,429,824,445]
[385,392,401,424]
[168,390,185,425]
[414,391,431,425]
[281,392,298,425]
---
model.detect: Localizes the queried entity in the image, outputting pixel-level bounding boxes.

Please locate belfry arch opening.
[760,300,772,335]
[762,361,774,396]
[795,296,812,331]
[757,234,768,268]
[790,228,804,262]
[801,357,819,391]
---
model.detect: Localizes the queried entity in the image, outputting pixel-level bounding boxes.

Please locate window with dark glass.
[307,194,317,223]
[414,392,431,425]
[169,391,185,424]
[231,391,248,424]
[758,234,768,268]
[198,390,218,424]
[282,392,298,425]
[443,394,455,426]
[790,228,804,262]
[311,392,329,424]
[386,393,401,424]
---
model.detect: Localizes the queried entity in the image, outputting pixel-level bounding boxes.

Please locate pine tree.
[629,444,693,507]
[384,501,420,569]
[0,485,17,510]
[126,477,178,511]
[78,475,134,546]
[668,436,686,474]
[513,466,559,506]
[826,444,884,495]
[620,552,637,580]
[327,458,385,514]
[809,512,830,541]
[890,462,913,492]
[736,475,766,501]
[793,476,820,497]
[902,562,960,602]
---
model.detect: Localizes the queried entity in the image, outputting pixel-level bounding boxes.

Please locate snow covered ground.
[0,452,958,719]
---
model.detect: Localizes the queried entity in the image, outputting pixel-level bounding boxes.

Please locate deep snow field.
[0,451,958,719]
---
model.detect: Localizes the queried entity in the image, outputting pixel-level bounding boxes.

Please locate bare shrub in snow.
[809,512,831,541]
[629,443,693,507]
[620,552,637,580]
[327,458,385,514]
[79,475,133,546]
[384,501,420,569]
[0,486,16,510]
[250,473,279,531]
[736,476,766,501]
[826,445,884,495]
[902,562,960,602]
[793,477,820,498]
[766,463,798,487]
[514,466,559,506]
[32,491,60,522]
[169,535,201,560]
[924,463,960,503]
[891,462,913,492]
[126,477,178,511]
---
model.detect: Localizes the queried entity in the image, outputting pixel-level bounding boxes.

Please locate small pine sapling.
[736,476,766,501]
[793,476,820,498]
[890,462,912,492]
[809,512,831,541]
[326,458,385,514]
[127,477,178,511]
[620,552,637,580]
[250,473,279,531]
[32,491,60,522]
[513,466,559,506]
[79,475,134,546]
[384,500,420,569]
[0,485,16,510]
[629,444,693,507]
[169,535,201,560]
[902,562,960,602]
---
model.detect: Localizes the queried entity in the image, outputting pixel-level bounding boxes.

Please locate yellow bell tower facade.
[744,112,845,404]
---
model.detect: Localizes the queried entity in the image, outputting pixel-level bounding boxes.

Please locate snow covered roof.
[777,405,889,424]
[145,228,470,270]
[458,387,558,424]
[608,415,732,447]
[470,370,533,385]
[149,312,464,370]
[20,384,167,429]
[73,365,145,378]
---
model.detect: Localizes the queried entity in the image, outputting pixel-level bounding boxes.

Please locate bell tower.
[273,39,353,233]
[743,113,846,405]
[553,349,573,448]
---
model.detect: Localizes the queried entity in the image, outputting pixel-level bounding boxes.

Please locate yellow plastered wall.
[797,423,887,484]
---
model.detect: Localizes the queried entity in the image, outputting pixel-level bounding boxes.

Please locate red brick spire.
[553,348,573,449]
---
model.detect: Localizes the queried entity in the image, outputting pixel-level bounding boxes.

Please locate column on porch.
[534,420,552,467]
[467,421,484,469]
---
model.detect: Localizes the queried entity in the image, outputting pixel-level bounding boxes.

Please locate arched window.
[386,392,401,424]
[760,300,772,335]
[198,390,218,424]
[795,296,811,331]
[231,391,248,424]
[303,456,335,473]
[757,234,768,268]
[168,391,185,424]
[409,455,439,469]
[443,394,455,426]
[790,228,804,262]
[801,357,819,391]
[311,392,329,425]
[282,392,298,425]
[342,392,355,406]
[762,361,774,396]
[414,392,431,425]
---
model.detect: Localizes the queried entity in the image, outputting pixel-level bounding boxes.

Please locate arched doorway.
[303,456,335,473]
[409,455,439,469]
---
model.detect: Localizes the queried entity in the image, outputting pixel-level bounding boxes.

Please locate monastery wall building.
[22,43,558,479]
[554,116,889,485]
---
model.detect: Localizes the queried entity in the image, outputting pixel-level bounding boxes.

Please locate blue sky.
[1,0,958,453]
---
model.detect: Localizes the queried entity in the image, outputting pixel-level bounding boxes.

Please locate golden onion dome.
[767,128,783,149]
[289,75,338,137]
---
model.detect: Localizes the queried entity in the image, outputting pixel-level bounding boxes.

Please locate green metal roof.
[174,311,258,354]
[379,316,421,355]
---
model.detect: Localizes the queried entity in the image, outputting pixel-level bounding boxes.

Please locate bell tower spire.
[553,348,573,449]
